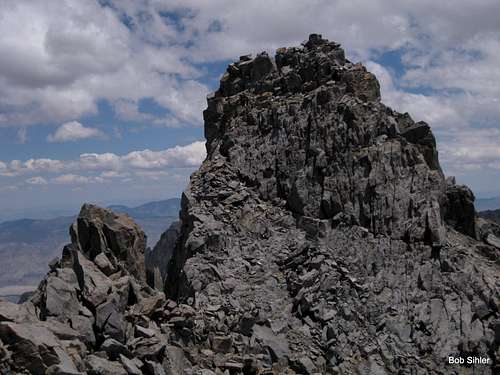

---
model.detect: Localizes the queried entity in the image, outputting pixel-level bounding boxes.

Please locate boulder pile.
[0,205,191,374]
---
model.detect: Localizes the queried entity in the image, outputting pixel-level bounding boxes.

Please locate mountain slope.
[0,217,73,298]
[108,198,180,219]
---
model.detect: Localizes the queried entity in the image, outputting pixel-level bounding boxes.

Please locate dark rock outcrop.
[146,221,181,290]
[0,207,172,374]
[70,204,147,282]
[477,210,500,251]
[201,34,449,248]
[444,177,477,238]
[164,34,499,373]
[1,34,498,375]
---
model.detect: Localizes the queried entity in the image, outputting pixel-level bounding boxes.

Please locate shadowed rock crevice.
[146,220,181,290]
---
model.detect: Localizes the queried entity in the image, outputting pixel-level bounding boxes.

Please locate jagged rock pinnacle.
[202,33,452,245]
[70,204,147,282]
[164,34,499,373]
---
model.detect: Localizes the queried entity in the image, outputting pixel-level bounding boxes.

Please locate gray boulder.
[70,204,147,282]
[85,354,128,375]
[0,322,78,374]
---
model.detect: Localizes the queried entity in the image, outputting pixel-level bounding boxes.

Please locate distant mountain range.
[476,196,500,211]
[478,209,500,225]
[0,198,180,301]
[108,198,181,219]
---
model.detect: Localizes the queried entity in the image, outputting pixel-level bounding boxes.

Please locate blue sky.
[0,0,499,220]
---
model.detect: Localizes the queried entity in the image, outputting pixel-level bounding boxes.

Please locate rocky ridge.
[0,34,499,374]
[165,34,500,373]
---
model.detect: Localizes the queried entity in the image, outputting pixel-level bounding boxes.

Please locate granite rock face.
[1,34,499,374]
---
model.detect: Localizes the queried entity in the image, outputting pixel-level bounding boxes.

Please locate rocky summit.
[1,34,499,374]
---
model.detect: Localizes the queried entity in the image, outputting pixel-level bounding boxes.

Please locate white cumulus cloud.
[25,176,48,185]
[52,174,105,185]
[0,0,208,127]
[123,141,206,169]
[0,141,206,179]
[17,128,28,144]
[47,121,105,143]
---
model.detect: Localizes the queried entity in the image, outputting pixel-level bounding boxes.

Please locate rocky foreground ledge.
[0,204,179,374]
[1,35,500,374]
